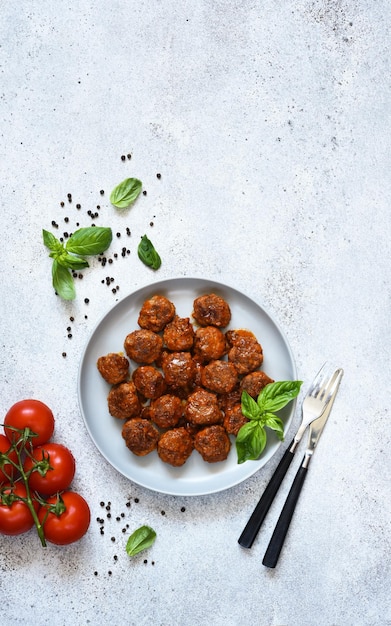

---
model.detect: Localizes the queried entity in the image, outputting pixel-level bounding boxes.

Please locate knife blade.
[262,367,343,568]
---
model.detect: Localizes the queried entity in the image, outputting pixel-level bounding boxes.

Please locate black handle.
[262,462,308,568]
[238,441,295,548]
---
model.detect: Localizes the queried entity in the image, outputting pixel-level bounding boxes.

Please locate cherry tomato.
[4,399,55,447]
[24,443,76,496]
[0,482,39,535]
[0,434,18,483]
[38,491,90,545]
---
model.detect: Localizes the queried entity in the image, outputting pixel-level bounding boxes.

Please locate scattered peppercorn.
[100,189,104,195]
[181,507,186,512]
[156,173,161,179]
[62,352,67,358]
[67,193,72,202]
[76,203,81,209]
[84,298,89,304]
[60,201,65,207]
[127,154,131,160]
[143,190,147,196]
[121,155,126,161]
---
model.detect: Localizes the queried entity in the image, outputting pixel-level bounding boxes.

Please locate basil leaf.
[56,252,89,270]
[241,390,262,420]
[126,525,156,557]
[52,260,76,300]
[43,229,64,256]
[110,177,142,208]
[264,414,285,441]
[236,421,267,464]
[66,227,112,256]
[137,235,161,270]
[257,380,302,413]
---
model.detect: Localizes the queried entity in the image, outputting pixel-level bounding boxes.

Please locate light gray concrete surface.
[0,1,390,625]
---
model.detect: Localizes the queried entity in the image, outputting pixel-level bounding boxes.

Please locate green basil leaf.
[137,235,161,270]
[52,259,76,300]
[43,229,64,256]
[126,525,156,557]
[264,414,285,441]
[236,421,267,464]
[257,380,302,413]
[241,390,262,420]
[56,252,89,270]
[110,177,142,208]
[66,227,112,256]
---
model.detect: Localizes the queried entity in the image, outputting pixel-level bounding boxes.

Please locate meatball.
[108,381,141,419]
[97,352,129,384]
[185,388,223,426]
[124,329,163,364]
[157,427,194,467]
[122,418,160,456]
[194,425,231,463]
[226,329,263,375]
[149,394,183,429]
[137,295,176,332]
[217,387,242,412]
[223,404,248,436]
[240,370,274,398]
[193,326,227,363]
[132,365,166,399]
[161,351,196,389]
[163,316,195,351]
[192,293,231,328]
[201,360,238,394]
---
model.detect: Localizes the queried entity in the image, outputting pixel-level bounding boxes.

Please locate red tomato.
[38,491,90,545]
[24,443,76,496]
[4,399,55,447]
[0,482,39,535]
[0,434,18,483]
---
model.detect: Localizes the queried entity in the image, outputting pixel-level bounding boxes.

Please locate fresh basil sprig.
[110,177,142,208]
[137,234,161,270]
[126,525,156,557]
[236,380,302,464]
[43,226,112,300]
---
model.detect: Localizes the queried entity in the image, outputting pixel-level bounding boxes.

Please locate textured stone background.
[0,1,390,625]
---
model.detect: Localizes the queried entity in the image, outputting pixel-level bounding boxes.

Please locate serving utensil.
[238,364,343,549]
[262,366,343,567]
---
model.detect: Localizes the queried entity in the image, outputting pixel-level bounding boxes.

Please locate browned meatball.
[137,295,176,332]
[223,404,248,436]
[240,370,274,398]
[201,360,238,394]
[163,316,195,351]
[185,388,223,426]
[97,353,129,384]
[226,329,263,375]
[124,329,163,364]
[108,381,141,419]
[192,293,231,328]
[217,387,242,412]
[157,427,194,466]
[149,394,183,429]
[193,326,228,363]
[132,365,166,399]
[161,351,196,389]
[194,425,231,463]
[122,418,160,456]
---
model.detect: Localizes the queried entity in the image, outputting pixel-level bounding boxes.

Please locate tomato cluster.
[0,399,90,546]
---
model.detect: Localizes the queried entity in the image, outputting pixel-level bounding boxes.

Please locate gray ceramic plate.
[78,277,297,496]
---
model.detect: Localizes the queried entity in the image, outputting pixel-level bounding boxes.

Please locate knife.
[262,367,343,568]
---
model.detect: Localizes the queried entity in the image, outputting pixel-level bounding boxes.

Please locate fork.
[238,363,341,549]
